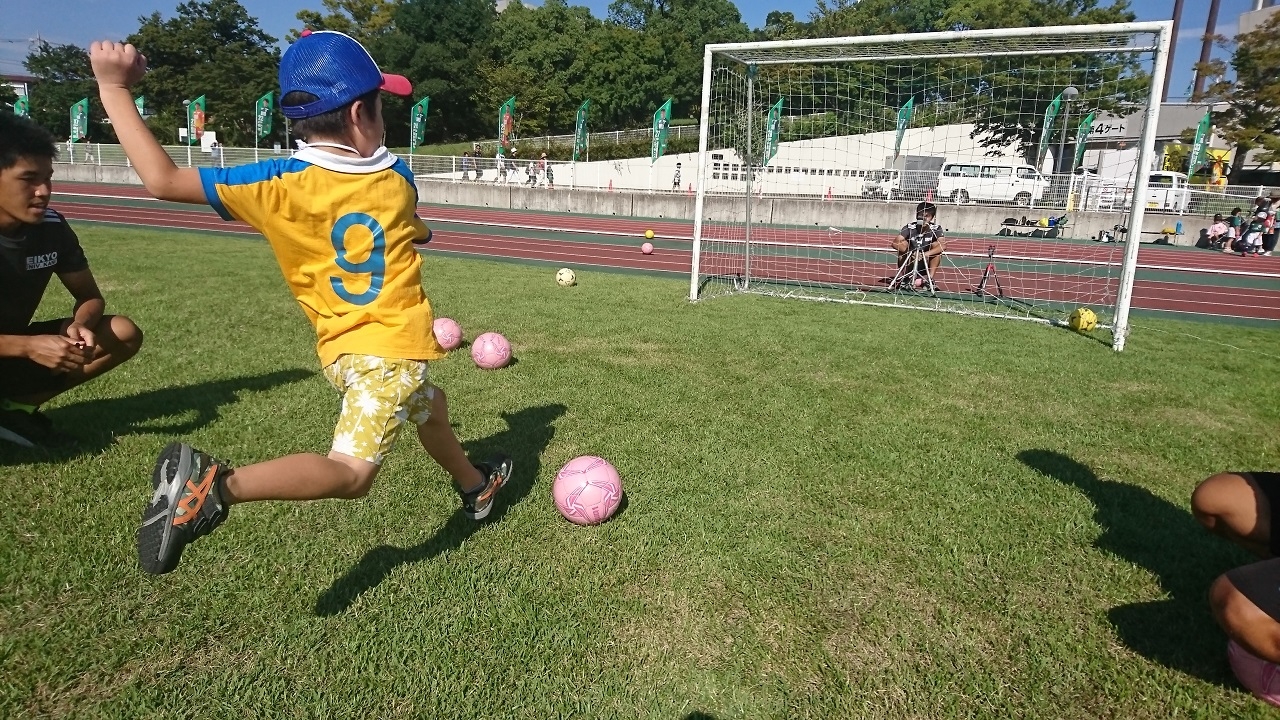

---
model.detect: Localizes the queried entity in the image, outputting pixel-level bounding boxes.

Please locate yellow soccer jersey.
[199,146,444,366]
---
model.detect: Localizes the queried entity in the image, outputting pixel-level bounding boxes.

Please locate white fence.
[61,140,1276,218]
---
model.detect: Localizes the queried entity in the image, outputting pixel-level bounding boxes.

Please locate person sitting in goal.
[890,201,946,291]
[1191,471,1280,706]
[90,32,513,575]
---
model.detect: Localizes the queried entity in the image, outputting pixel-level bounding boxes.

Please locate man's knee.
[1212,574,1280,660]
[1192,472,1247,531]
[99,315,144,359]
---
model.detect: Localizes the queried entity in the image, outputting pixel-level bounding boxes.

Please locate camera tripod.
[888,236,938,294]
[974,245,1005,298]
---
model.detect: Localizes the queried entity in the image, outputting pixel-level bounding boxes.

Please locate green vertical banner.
[69,98,89,142]
[892,96,914,162]
[186,95,206,146]
[573,99,590,162]
[1073,110,1096,170]
[496,96,515,154]
[1036,91,1064,169]
[650,97,672,164]
[255,92,273,139]
[134,96,146,116]
[763,97,783,165]
[1187,110,1212,179]
[14,95,29,117]
[408,97,429,152]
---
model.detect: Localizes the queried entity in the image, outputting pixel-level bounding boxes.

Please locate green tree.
[378,0,497,143]
[127,0,281,147]
[23,41,112,143]
[1194,12,1280,184]
[753,10,812,41]
[288,0,398,44]
[800,0,1141,160]
[607,0,751,119]
[577,22,667,129]
[483,0,602,135]
[0,85,17,114]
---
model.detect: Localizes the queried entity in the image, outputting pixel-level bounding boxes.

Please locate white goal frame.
[688,22,1174,352]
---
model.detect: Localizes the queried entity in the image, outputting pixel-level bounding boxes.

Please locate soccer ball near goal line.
[1068,307,1097,333]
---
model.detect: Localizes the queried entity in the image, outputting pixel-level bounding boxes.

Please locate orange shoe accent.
[172,464,219,527]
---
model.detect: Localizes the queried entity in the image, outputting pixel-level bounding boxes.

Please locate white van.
[861,169,900,199]
[937,162,1049,207]
[1144,171,1190,213]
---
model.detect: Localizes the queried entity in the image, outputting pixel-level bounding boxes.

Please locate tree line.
[12,0,1276,177]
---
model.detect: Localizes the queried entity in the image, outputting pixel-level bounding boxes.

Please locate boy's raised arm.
[89,41,206,205]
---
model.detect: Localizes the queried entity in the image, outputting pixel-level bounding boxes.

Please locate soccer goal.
[688,22,1173,351]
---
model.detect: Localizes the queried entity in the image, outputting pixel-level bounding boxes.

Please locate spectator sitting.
[1191,471,1280,706]
[1207,213,1230,251]
[890,201,946,290]
[1227,207,1245,253]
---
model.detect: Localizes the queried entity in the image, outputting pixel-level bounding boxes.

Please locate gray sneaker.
[137,442,231,574]
[459,455,513,520]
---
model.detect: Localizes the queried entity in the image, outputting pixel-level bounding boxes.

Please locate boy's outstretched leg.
[414,386,512,520]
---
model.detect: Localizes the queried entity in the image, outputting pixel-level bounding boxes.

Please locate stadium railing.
[57,141,1277,218]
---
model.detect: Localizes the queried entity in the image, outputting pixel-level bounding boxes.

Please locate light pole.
[182,99,192,167]
[1056,86,1079,175]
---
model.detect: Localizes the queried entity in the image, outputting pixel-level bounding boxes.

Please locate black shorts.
[1226,472,1280,623]
[0,318,72,399]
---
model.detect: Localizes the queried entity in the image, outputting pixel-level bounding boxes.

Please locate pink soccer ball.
[641,242,654,255]
[471,331,511,369]
[433,317,463,351]
[1229,640,1280,707]
[552,456,623,526]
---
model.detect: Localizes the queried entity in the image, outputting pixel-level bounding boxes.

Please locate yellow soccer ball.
[1068,307,1097,332]
[556,267,577,287]
[644,229,655,240]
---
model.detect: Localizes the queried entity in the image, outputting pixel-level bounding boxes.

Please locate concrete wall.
[50,161,1199,245]
[422,178,1197,244]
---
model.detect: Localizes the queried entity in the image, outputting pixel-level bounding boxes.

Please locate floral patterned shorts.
[322,354,435,465]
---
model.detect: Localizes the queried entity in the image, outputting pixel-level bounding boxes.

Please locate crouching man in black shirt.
[0,114,143,446]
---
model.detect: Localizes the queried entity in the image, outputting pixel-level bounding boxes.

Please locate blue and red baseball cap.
[279,30,412,119]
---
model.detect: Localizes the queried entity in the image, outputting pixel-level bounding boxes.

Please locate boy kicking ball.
[90,32,512,575]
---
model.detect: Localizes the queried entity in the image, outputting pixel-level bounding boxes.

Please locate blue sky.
[0,0,1259,101]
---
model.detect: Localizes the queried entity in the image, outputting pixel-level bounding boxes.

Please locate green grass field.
[2,225,1278,718]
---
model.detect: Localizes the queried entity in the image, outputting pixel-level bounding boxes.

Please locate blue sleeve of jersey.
[198,159,309,222]
[391,159,419,204]
[198,167,234,221]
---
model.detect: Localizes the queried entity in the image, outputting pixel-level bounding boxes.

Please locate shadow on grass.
[1018,449,1253,686]
[0,369,313,465]
[315,403,566,616]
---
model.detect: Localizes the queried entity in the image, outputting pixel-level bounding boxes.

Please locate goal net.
[689,23,1172,350]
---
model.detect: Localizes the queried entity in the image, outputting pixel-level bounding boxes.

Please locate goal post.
[688,22,1173,351]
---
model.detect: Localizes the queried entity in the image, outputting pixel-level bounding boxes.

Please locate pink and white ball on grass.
[433,317,463,351]
[552,456,624,526]
[471,332,511,369]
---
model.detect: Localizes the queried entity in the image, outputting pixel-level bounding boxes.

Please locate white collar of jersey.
[292,141,398,174]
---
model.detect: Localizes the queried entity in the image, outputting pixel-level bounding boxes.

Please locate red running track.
[49,187,1280,321]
